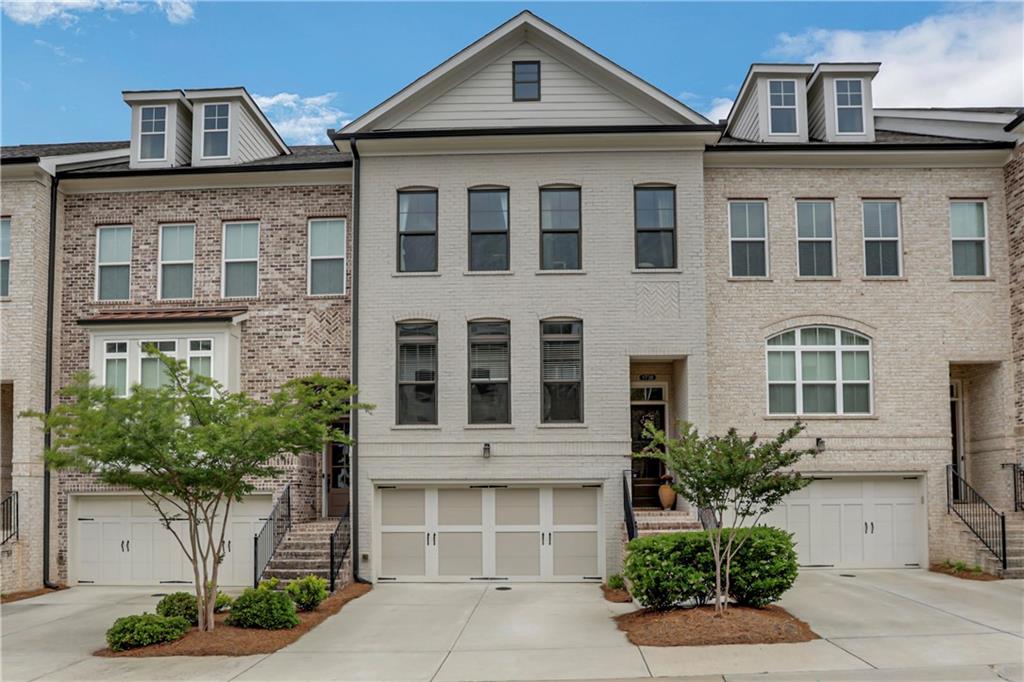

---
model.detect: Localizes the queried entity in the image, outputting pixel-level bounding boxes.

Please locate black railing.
[328,509,351,592]
[947,465,1006,570]
[253,485,291,588]
[1004,463,1024,513]
[622,470,637,542]
[1,491,18,545]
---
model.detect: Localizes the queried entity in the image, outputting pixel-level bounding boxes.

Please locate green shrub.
[106,613,190,651]
[155,591,198,626]
[214,592,234,613]
[624,532,714,609]
[285,575,329,612]
[226,587,299,629]
[727,526,798,608]
[606,573,625,590]
[257,577,280,592]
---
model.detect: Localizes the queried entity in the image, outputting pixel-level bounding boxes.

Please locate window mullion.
[795,342,803,414]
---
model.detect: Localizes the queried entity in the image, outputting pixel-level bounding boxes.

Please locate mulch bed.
[930,563,1000,581]
[601,584,632,603]
[95,582,372,657]
[1,586,67,603]
[615,604,819,647]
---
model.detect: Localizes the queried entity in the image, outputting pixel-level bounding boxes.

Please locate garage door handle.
[228,540,232,552]
[126,540,130,552]
[540,532,545,546]
[864,522,868,534]
[120,540,125,552]
[870,522,874,534]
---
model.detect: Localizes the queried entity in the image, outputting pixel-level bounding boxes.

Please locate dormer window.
[512,61,540,101]
[835,79,865,134]
[202,103,230,158]
[139,106,167,160]
[768,80,797,134]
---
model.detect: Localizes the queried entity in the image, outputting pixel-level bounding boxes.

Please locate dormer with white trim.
[724,64,814,143]
[806,63,879,142]
[123,90,193,170]
[184,87,290,167]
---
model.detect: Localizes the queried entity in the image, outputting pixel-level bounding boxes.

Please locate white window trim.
[834,78,866,136]
[201,102,231,160]
[102,341,129,397]
[158,223,196,301]
[861,200,902,278]
[767,79,799,136]
[727,200,770,278]
[0,217,10,299]
[950,200,990,278]
[95,225,132,302]
[138,105,167,162]
[188,338,215,394]
[794,200,837,278]
[307,218,347,297]
[765,327,873,417]
[138,339,177,389]
[221,221,260,299]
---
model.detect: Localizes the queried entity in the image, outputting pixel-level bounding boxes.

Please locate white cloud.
[704,97,734,123]
[33,38,84,63]
[770,5,1023,107]
[2,0,194,27]
[253,92,351,145]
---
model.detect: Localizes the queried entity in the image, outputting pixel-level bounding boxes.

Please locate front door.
[950,382,965,501]
[630,404,666,508]
[326,441,350,518]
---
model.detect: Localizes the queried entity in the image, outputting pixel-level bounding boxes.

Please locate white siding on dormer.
[807,81,826,141]
[732,95,759,141]
[174,103,192,166]
[392,42,662,129]
[234,104,278,162]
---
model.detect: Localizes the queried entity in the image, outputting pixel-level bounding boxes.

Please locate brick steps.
[261,518,345,586]
[632,510,703,537]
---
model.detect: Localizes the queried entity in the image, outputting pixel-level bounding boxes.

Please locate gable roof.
[1,140,130,164]
[334,11,709,137]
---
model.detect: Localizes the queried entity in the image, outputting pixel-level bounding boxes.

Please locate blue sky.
[2,1,1021,146]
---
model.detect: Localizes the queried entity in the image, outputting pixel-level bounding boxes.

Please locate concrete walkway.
[1,571,1022,681]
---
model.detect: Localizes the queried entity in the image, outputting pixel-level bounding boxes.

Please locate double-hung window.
[766,326,872,415]
[202,103,230,158]
[835,80,865,134]
[96,225,132,301]
[540,187,581,270]
[397,190,437,272]
[0,217,9,297]
[139,105,167,161]
[468,321,510,424]
[950,201,988,277]
[541,320,583,423]
[397,322,437,424]
[222,222,259,298]
[140,340,177,389]
[469,188,509,271]
[159,224,195,299]
[728,201,767,277]
[103,341,128,397]
[634,186,676,269]
[768,80,797,134]
[308,218,346,295]
[796,201,835,277]
[862,201,901,277]
[512,61,540,101]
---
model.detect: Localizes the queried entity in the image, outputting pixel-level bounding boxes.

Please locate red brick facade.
[55,181,352,582]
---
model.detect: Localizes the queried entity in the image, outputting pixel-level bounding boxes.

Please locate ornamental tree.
[635,421,816,614]
[26,347,369,632]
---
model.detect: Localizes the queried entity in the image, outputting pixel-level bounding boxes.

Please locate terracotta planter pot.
[658,483,677,511]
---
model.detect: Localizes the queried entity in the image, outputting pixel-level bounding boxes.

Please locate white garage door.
[760,476,923,569]
[378,485,602,582]
[73,495,271,586]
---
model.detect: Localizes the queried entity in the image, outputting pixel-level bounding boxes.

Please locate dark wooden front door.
[326,441,350,517]
[631,404,666,508]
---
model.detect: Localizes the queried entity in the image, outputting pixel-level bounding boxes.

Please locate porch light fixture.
[816,437,826,453]
[482,443,492,458]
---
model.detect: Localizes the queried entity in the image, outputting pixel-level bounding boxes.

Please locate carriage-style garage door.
[72,495,270,586]
[760,476,924,569]
[377,486,602,582]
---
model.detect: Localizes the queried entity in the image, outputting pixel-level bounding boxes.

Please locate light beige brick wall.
[704,165,1014,565]
[355,150,709,578]
[1005,141,1024,467]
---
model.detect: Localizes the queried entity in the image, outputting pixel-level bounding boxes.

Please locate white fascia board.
[874,108,1017,125]
[38,148,130,175]
[807,63,880,90]
[184,87,290,155]
[123,90,192,111]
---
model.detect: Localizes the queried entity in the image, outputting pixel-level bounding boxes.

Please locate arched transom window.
[766,326,872,415]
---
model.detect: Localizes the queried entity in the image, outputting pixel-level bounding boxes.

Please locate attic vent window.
[513,61,540,102]
[139,105,166,160]
[202,103,230,158]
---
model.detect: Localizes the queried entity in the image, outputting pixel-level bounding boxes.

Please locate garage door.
[760,476,923,569]
[378,486,601,582]
[73,495,271,586]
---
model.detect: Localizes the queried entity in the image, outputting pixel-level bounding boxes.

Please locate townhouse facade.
[1,11,1021,592]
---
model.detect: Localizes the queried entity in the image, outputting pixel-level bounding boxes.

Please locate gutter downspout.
[43,173,59,588]
[349,139,369,584]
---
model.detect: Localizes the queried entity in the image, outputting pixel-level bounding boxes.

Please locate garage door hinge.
[583,576,602,580]
[160,580,190,584]
[469,485,508,489]
[377,577,396,581]
[582,484,601,488]
[77,517,94,521]
[470,576,509,580]
[377,486,397,490]
[79,580,94,584]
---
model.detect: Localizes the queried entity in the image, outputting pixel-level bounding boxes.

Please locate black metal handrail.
[1,491,18,545]
[947,465,1006,570]
[1004,463,1024,513]
[622,469,637,542]
[253,485,291,587]
[328,508,351,592]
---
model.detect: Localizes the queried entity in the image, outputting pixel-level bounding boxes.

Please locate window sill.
[727,277,772,282]
[535,270,586,276]
[793,277,840,282]
[93,299,133,305]
[392,272,441,278]
[305,294,349,300]
[391,424,442,431]
[763,414,878,421]
[464,424,514,430]
[632,268,681,274]
[861,276,907,282]
[950,276,995,282]
[464,270,514,276]
[536,422,588,429]
[222,296,259,301]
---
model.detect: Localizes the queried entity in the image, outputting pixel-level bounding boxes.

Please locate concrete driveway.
[1,571,1022,681]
